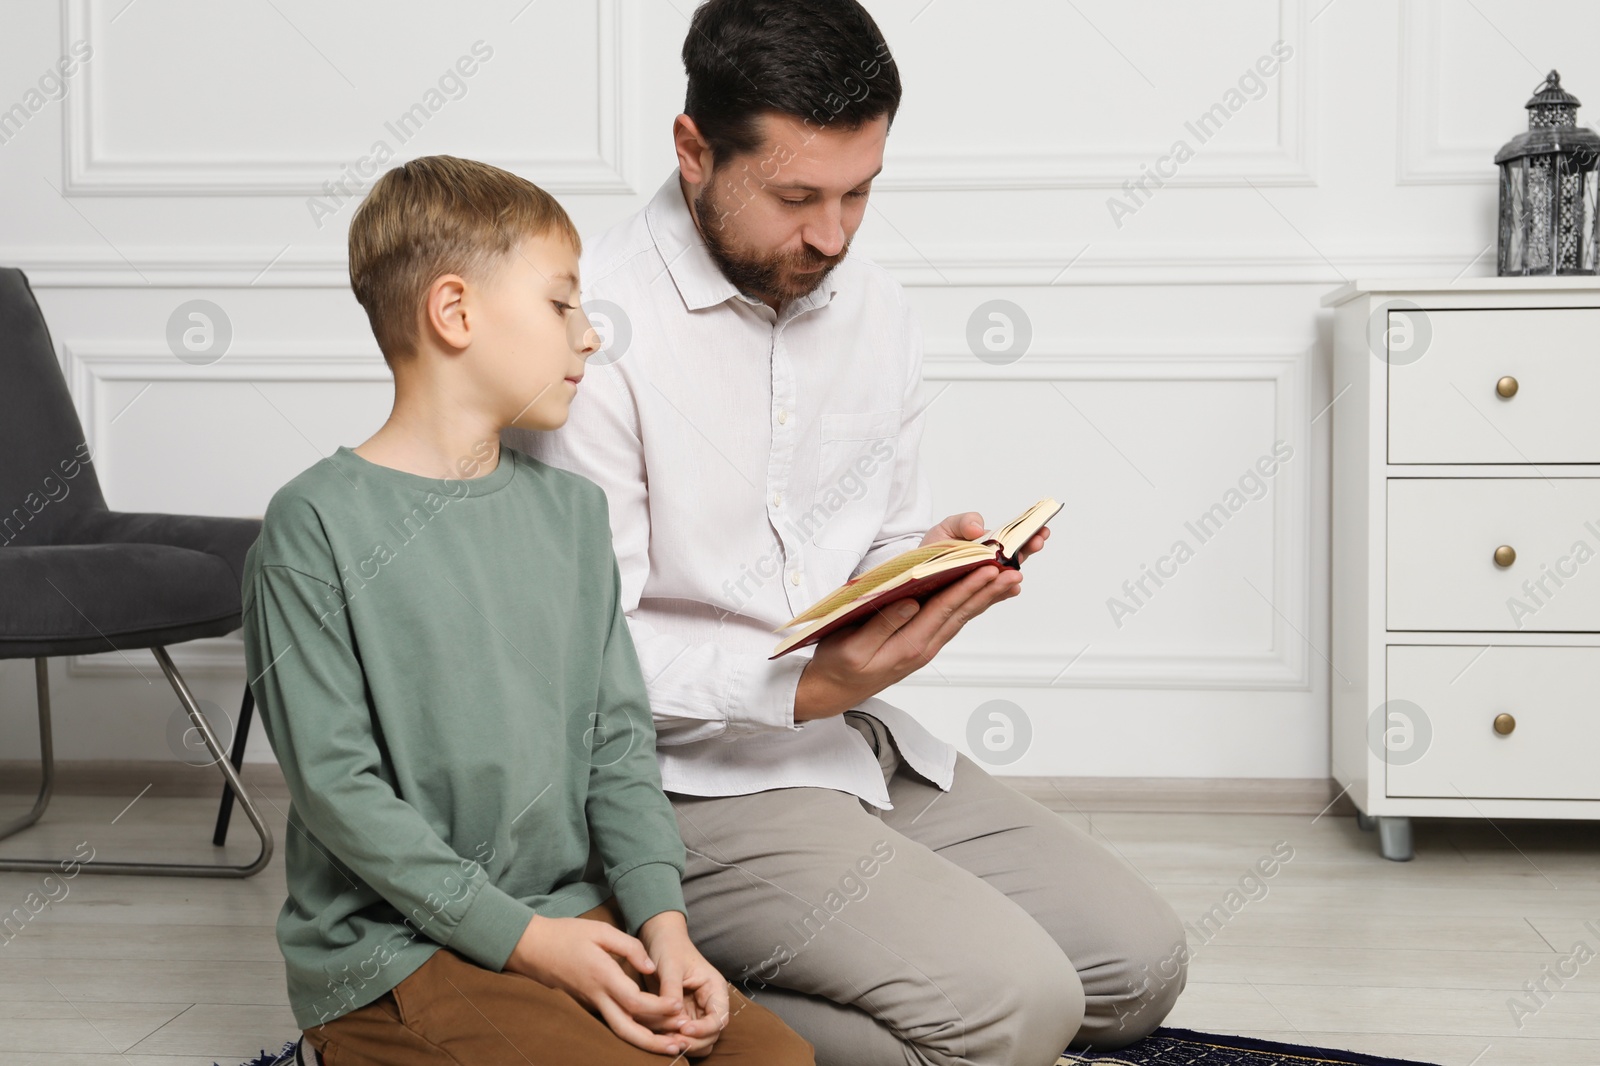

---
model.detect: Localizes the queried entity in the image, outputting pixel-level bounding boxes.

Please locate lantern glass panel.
[1528,155,1553,272]
[1587,170,1599,273]
[1500,160,1525,273]
[1557,155,1584,272]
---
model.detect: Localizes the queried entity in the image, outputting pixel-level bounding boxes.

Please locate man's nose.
[804,210,845,257]
[800,203,851,259]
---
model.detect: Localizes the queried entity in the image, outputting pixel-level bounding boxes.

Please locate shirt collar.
[644,169,839,316]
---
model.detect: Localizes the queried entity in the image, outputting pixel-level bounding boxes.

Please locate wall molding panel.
[910,347,1312,691]
[879,0,1316,191]
[60,341,388,463]
[1395,0,1496,186]
[1391,0,1597,186]
[62,345,1312,696]
[61,0,638,196]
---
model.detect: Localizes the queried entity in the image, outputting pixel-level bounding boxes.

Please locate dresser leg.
[1356,812,1378,832]
[1377,817,1413,861]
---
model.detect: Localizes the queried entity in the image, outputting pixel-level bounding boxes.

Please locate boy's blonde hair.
[348,155,581,364]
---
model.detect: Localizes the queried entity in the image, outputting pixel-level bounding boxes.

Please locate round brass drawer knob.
[1493,545,1516,568]
[1493,713,1516,736]
[1496,375,1519,398]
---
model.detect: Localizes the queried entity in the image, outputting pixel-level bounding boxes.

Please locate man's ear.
[422,274,471,353]
[673,114,715,185]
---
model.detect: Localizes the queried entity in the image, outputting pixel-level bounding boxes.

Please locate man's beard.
[694,182,849,306]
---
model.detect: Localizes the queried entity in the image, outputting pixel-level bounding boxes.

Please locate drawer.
[1388,478,1600,631]
[1386,645,1600,800]
[1386,308,1600,464]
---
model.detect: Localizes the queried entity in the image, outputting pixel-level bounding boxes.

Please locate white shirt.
[504,171,956,809]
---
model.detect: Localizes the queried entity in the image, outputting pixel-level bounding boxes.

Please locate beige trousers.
[667,712,1188,1066]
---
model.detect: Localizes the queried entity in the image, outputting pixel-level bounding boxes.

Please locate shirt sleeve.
[853,290,937,578]
[242,561,537,973]
[584,537,690,934]
[506,364,809,747]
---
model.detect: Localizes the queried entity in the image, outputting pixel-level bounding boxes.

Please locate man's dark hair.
[682,0,901,163]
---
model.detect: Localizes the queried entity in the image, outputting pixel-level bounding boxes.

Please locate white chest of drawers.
[1325,278,1600,860]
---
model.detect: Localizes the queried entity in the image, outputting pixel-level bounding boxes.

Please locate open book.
[769,497,1062,659]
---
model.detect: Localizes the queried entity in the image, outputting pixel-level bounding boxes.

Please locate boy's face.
[469,231,597,432]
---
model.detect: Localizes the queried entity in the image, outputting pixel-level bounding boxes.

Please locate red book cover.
[768,551,1017,659]
[769,497,1059,659]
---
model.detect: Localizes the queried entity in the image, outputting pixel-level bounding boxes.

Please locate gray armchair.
[0,266,273,877]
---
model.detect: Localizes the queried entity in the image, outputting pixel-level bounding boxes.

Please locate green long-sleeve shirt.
[240,444,686,1030]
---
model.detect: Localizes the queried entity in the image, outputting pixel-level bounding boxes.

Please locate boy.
[241,154,815,1065]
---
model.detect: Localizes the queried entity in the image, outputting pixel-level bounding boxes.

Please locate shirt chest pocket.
[809,409,901,553]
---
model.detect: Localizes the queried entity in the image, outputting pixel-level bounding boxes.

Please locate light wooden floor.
[0,790,1596,1065]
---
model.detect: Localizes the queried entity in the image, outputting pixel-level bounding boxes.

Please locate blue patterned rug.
[228,1044,296,1066]
[226,1028,1441,1066]
[1058,1027,1439,1065]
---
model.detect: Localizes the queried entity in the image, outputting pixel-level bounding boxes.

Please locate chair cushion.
[0,542,245,658]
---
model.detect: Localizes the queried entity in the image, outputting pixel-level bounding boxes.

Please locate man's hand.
[637,910,731,1058]
[506,913,692,1057]
[794,512,1051,722]
[920,511,987,547]
[924,511,1051,564]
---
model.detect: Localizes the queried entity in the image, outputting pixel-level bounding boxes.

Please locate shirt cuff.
[720,651,809,737]
[611,861,688,935]
[447,879,538,973]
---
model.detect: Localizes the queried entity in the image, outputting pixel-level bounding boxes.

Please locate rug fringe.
[218,1040,297,1066]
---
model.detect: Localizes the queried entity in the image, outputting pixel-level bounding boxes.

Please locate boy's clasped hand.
[509,909,730,1058]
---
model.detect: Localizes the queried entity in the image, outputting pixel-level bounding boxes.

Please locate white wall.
[3,0,1596,778]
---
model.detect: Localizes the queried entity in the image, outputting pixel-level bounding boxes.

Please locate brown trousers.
[303,899,815,1066]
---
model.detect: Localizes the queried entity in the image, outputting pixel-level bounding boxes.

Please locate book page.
[988,497,1062,558]
[777,539,973,630]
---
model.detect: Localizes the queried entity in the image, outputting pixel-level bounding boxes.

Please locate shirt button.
[790,572,801,586]
[777,409,788,424]
[772,493,783,507]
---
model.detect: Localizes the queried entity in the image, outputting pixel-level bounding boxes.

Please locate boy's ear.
[673,114,715,186]
[422,274,472,354]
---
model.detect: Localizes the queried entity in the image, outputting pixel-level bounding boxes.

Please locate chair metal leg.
[211,684,255,846]
[0,648,274,878]
[0,660,56,842]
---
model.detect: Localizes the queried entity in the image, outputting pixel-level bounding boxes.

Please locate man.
[506,2,1187,1062]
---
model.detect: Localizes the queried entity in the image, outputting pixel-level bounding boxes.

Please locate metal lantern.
[1496,70,1600,276]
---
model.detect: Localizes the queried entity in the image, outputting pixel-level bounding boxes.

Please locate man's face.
[692,111,888,306]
